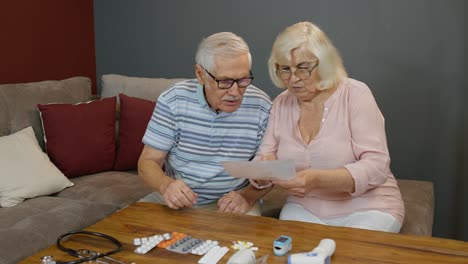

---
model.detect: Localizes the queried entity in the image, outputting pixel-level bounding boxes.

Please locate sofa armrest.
[398,179,434,236]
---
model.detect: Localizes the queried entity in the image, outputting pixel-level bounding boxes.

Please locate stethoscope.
[41,230,130,264]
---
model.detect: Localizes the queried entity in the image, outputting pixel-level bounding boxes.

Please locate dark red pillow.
[37,97,116,178]
[114,93,156,171]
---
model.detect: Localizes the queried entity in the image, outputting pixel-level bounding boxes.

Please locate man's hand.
[217,191,251,214]
[161,179,198,210]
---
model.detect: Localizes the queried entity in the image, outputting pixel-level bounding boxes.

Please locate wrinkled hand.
[272,170,318,197]
[251,179,272,188]
[217,191,251,214]
[162,179,197,210]
[252,154,276,187]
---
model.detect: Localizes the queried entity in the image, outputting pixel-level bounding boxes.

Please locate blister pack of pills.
[133,234,164,254]
[166,236,198,254]
[132,231,223,260]
[166,236,220,255]
[157,232,187,249]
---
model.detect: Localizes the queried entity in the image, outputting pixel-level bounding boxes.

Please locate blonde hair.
[268,21,347,90]
[196,32,252,72]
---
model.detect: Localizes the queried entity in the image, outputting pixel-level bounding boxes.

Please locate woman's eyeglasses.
[276,62,319,81]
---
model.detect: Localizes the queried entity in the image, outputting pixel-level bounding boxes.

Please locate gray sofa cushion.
[0,90,9,137]
[54,171,152,208]
[0,196,117,264]
[0,171,152,264]
[0,77,91,150]
[101,74,186,101]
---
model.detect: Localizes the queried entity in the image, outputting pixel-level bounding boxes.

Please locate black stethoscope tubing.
[54,230,122,264]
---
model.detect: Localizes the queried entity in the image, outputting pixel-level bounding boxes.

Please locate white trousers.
[280,203,402,233]
[139,192,262,216]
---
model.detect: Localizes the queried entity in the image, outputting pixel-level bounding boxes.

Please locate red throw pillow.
[114,93,156,171]
[37,97,116,178]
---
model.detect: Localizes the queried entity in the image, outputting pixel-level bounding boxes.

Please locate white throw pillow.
[0,126,74,207]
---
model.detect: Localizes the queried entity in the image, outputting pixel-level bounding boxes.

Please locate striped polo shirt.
[143,79,272,205]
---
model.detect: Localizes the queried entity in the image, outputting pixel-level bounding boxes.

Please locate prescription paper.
[220,160,295,180]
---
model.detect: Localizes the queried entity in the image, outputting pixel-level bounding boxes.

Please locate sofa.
[0,75,434,264]
[0,76,155,264]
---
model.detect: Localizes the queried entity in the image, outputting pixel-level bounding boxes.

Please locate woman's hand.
[272,169,319,197]
[250,154,276,188]
[251,179,272,188]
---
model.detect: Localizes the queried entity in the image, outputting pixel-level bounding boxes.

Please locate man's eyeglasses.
[276,62,319,81]
[204,68,254,89]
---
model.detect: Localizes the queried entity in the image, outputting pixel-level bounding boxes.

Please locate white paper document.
[220,160,296,180]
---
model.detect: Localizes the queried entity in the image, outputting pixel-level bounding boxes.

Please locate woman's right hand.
[251,179,272,188]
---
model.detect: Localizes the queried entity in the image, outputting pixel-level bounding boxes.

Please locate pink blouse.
[257,78,404,223]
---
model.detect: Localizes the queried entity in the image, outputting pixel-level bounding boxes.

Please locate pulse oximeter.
[273,235,292,256]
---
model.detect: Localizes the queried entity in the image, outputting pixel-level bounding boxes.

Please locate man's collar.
[196,83,209,108]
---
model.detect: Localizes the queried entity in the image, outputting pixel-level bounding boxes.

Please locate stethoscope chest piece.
[41,255,56,264]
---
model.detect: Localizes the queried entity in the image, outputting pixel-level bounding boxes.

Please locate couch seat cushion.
[0,77,92,150]
[0,196,117,264]
[54,171,152,208]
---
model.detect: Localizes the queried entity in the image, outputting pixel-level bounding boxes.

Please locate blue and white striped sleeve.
[142,92,176,152]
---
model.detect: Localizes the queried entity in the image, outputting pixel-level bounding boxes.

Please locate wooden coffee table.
[20,202,468,264]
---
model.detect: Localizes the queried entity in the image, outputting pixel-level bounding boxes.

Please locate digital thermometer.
[288,238,336,264]
[273,235,292,256]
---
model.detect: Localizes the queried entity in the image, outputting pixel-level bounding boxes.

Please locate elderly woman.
[254,22,404,232]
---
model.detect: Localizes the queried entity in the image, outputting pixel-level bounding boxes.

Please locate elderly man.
[138,32,272,215]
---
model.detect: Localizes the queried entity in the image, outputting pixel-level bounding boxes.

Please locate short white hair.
[196,32,252,72]
[268,21,347,90]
